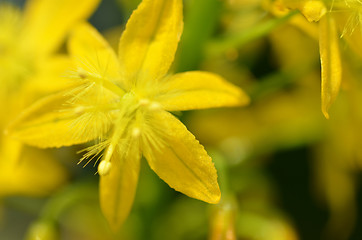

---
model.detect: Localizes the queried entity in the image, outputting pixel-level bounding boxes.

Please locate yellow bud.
[301,0,327,22]
[210,197,237,240]
[98,160,112,176]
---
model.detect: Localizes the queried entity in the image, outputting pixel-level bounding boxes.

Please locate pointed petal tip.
[106,218,124,233]
[172,185,221,204]
[322,101,330,119]
[240,92,251,106]
[101,196,127,233]
[322,109,330,119]
[196,184,221,204]
[160,71,250,111]
[207,192,221,204]
[100,141,141,234]
[228,89,250,108]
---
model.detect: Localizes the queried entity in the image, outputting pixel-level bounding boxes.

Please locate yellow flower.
[9,0,249,230]
[0,0,100,119]
[0,138,67,197]
[0,0,100,196]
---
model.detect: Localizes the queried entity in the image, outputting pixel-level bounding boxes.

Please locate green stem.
[40,181,98,222]
[248,58,319,101]
[206,10,299,56]
[210,150,231,196]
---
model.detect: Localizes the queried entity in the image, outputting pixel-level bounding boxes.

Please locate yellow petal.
[0,3,22,45]
[21,0,100,55]
[100,138,141,231]
[319,14,342,119]
[24,55,73,96]
[68,22,124,89]
[157,71,250,111]
[118,0,183,84]
[142,111,221,204]
[0,138,68,197]
[7,90,111,148]
[0,136,23,168]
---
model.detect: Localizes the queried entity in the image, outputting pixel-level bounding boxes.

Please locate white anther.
[98,160,112,176]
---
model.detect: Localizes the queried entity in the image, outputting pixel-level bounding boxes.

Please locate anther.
[98,160,112,176]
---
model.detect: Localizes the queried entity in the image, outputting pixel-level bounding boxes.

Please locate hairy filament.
[87,75,125,96]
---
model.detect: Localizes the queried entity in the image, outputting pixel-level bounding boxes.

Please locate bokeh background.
[1,0,362,239]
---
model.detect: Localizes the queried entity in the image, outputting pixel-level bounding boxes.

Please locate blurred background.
[1,0,362,239]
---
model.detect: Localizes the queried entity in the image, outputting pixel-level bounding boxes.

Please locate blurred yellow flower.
[269,0,362,118]
[0,0,100,119]
[9,0,249,230]
[0,0,100,196]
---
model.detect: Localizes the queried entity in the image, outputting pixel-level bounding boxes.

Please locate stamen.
[98,160,112,176]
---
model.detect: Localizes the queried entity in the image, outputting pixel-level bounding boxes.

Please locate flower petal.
[118,0,183,84]
[7,90,111,148]
[25,55,73,95]
[99,138,141,231]
[142,111,220,204]
[319,14,342,119]
[0,137,68,197]
[68,22,124,89]
[21,0,100,55]
[0,3,22,45]
[157,71,250,111]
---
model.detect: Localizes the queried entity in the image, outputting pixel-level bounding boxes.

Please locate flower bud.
[26,221,59,240]
[209,197,237,240]
[301,0,327,22]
